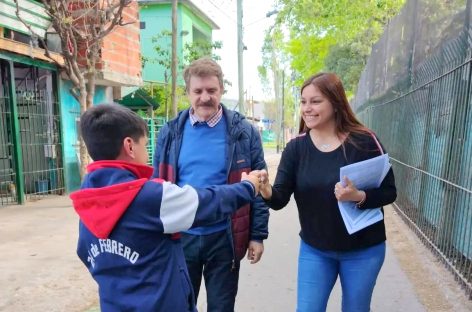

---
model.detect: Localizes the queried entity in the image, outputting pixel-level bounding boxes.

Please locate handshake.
[241,169,272,199]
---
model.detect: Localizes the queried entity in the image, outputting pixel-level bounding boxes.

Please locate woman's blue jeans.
[297,239,386,312]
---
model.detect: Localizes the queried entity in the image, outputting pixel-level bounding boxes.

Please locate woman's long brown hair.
[298,73,371,145]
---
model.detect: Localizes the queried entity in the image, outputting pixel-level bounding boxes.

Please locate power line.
[207,0,237,24]
[244,16,269,28]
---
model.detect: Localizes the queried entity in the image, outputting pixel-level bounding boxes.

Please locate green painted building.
[138,0,219,85]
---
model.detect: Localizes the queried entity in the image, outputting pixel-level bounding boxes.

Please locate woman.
[259,73,396,312]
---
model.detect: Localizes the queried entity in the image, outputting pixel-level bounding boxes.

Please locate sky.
[191,0,278,101]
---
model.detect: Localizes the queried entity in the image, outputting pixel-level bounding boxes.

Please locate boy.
[70,104,260,312]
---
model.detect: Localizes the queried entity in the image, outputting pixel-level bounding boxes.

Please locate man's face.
[187,75,223,121]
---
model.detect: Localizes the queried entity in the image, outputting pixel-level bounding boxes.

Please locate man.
[152,57,269,311]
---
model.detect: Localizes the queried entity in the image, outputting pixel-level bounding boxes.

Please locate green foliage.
[149,30,231,93]
[150,30,224,79]
[151,30,178,78]
[142,83,189,119]
[263,99,277,123]
[143,30,230,118]
[183,40,223,64]
[324,44,366,98]
[136,110,148,118]
[266,0,406,95]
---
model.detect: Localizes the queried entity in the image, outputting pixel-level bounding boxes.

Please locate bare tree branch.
[13,0,136,176]
[12,0,65,69]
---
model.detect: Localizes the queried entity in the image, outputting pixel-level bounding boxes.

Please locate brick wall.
[72,0,142,86]
[101,1,142,83]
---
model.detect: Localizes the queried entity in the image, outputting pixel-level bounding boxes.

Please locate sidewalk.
[0,152,471,311]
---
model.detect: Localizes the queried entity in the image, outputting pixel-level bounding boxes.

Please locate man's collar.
[189,104,223,127]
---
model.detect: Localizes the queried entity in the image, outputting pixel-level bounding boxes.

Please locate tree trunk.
[78,75,98,178]
[79,83,89,178]
[86,72,96,109]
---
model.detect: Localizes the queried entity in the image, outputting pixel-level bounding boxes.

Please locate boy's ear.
[122,137,134,158]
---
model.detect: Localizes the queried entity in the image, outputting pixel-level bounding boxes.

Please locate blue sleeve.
[152,124,168,178]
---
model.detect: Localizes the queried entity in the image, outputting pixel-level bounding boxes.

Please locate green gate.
[0,61,17,205]
[0,56,64,206]
[143,116,166,165]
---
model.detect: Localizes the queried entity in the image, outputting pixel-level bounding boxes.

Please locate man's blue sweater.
[179,118,228,234]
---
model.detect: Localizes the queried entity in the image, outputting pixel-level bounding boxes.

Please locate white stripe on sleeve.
[160,182,199,233]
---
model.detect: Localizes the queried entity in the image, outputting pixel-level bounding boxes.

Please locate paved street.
[0,152,471,311]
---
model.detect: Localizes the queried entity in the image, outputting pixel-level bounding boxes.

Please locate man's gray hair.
[183,57,224,91]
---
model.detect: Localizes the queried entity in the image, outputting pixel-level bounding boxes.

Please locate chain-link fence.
[354,0,472,297]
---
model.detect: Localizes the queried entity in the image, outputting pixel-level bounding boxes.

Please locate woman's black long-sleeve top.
[266,131,397,251]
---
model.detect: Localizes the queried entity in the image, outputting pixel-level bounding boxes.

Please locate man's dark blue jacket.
[152,105,269,260]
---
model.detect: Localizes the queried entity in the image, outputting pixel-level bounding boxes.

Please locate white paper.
[338,154,391,234]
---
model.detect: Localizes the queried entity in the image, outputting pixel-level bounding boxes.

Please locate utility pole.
[251,96,255,125]
[171,0,178,117]
[281,70,285,149]
[237,0,244,114]
[272,59,281,152]
[270,29,281,153]
[266,10,282,152]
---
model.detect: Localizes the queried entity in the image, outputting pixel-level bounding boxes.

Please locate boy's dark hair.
[80,103,148,161]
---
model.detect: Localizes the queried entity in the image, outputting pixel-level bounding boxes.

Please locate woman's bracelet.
[356,191,366,208]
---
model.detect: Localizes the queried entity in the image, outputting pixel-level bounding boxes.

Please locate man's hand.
[242,172,261,194]
[247,240,264,264]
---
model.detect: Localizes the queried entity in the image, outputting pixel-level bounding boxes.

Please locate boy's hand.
[242,172,261,195]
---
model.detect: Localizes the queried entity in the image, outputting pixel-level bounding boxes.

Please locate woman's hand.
[249,169,272,200]
[334,176,365,202]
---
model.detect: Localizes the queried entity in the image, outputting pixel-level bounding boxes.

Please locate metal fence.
[143,116,166,166]
[0,58,64,206]
[16,88,64,201]
[354,0,472,296]
[0,65,17,205]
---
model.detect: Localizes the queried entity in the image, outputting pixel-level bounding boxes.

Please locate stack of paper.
[338,154,391,234]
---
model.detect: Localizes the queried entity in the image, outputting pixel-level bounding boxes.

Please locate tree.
[324,44,366,98]
[258,26,294,148]
[147,32,227,119]
[14,0,134,177]
[183,40,222,63]
[269,0,405,95]
[142,83,189,119]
